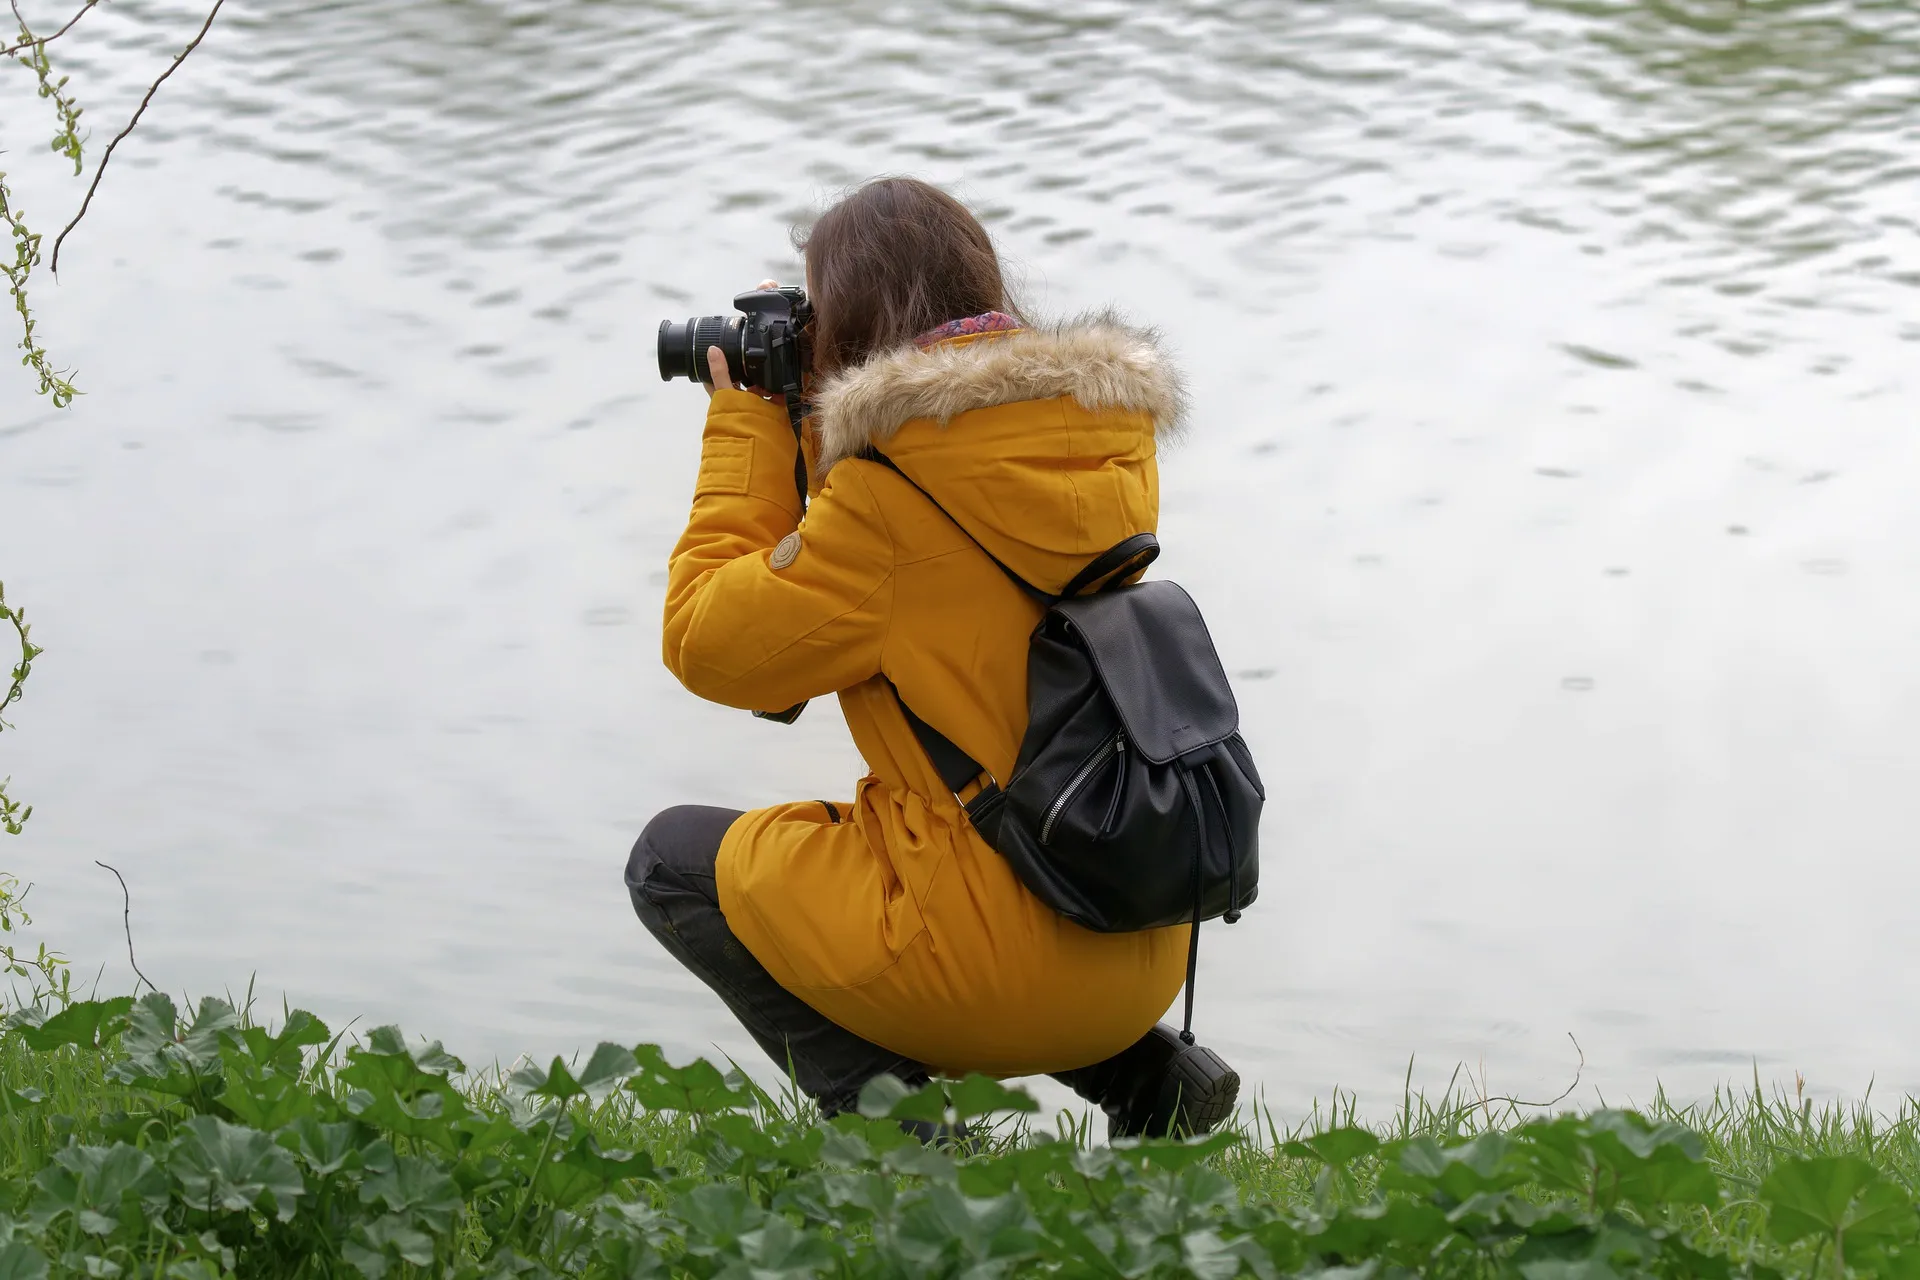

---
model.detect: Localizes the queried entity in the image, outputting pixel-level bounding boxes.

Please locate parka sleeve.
[662,389,893,711]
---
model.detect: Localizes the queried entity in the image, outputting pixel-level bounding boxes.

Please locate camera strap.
[785,398,810,514]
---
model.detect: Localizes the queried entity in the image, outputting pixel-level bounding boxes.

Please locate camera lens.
[657,320,693,382]
[657,316,743,383]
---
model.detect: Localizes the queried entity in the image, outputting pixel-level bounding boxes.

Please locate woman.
[626,177,1239,1138]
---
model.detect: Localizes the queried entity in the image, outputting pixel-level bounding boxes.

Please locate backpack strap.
[859,446,1152,806]
[860,448,1051,604]
[889,680,987,794]
[860,447,1158,603]
[1059,532,1160,599]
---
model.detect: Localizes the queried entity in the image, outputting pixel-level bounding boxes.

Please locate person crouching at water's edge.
[626,176,1240,1139]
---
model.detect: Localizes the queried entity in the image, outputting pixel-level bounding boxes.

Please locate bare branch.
[1466,1033,1588,1118]
[50,0,225,275]
[95,860,156,993]
[0,0,96,59]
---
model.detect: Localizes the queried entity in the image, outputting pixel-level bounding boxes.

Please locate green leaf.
[360,1154,461,1233]
[894,1182,1041,1269]
[1513,1219,1659,1279]
[235,1009,330,1076]
[0,1243,48,1280]
[1518,1111,1719,1210]
[1854,1242,1920,1280]
[588,1200,672,1279]
[675,1182,767,1257]
[856,1073,947,1124]
[365,1025,465,1073]
[507,1044,639,1104]
[279,1116,369,1177]
[218,1056,316,1130]
[168,1114,305,1221]
[882,1140,959,1181]
[734,1214,839,1275]
[703,1111,780,1160]
[338,1028,472,1150]
[508,1056,585,1104]
[1656,1236,1735,1280]
[344,1085,471,1151]
[946,1074,1040,1120]
[576,1041,642,1095]
[343,1215,436,1280]
[349,1026,467,1079]
[451,1109,526,1162]
[1517,1260,1622,1280]
[1114,1129,1243,1173]
[107,993,181,1080]
[1307,1198,1451,1263]
[28,1142,169,1237]
[1761,1156,1915,1246]
[626,1045,752,1114]
[5,997,131,1051]
[956,1135,1075,1197]
[534,1133,656,1209]
[108,994,240,1097]
[697,1110,820,1179]
[1281,1126,1381,1168]
[1383,1132,1529,1202]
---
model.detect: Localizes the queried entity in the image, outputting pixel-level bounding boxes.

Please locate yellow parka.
[662,318,1190,1077]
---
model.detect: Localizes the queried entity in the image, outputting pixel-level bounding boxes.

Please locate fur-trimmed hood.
[807,313,1188,473]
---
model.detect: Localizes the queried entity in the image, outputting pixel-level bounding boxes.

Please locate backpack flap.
[1050,580,1239,766]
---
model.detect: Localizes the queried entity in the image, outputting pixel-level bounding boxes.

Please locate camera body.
[658,287,813,396]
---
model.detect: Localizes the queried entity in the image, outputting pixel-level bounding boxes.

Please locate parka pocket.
[695,436,753,496]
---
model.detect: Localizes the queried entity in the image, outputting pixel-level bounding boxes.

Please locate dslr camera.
[658,287,812,397]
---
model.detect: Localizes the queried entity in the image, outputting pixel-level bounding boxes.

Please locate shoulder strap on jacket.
[860,448,1159,602]
[887,679,986,794]
[860,446,1160,807]
[859,447,1051,604]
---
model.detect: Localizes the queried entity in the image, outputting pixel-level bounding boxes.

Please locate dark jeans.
[624,805,1129,1112]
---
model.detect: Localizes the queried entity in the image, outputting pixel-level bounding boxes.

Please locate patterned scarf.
[913,311,1022,348]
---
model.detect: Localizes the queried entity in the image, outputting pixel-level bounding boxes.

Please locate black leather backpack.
[867,451,1262,1043]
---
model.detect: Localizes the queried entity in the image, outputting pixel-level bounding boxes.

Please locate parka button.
[770,531,803,570]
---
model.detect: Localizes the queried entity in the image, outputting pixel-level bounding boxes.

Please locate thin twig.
[94,860,155,993]
[0,0,95,58]
[50,0,225,275]
[1472,1033,1588,1114]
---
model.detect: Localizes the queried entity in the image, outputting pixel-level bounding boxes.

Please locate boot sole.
[1160,1045,1240,1136]
[1111,1044,1241,1139]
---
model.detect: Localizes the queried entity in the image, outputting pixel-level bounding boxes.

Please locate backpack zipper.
[1098,737,1130,839]
[1040,732,1124,845]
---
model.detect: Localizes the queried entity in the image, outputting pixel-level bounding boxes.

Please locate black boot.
[1060,1024,1241,1140]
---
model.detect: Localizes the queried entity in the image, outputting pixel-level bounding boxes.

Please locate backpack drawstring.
[1177,767,1207,1046]
[1201,764,1241,925]
[1177,762,1246,1045]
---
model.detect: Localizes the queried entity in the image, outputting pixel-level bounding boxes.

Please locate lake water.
[3,0,1918,1119]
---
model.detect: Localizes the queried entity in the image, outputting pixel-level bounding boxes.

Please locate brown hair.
[796,177,1016,379]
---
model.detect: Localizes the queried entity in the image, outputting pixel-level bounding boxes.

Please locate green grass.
[4,992,1920,1277]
